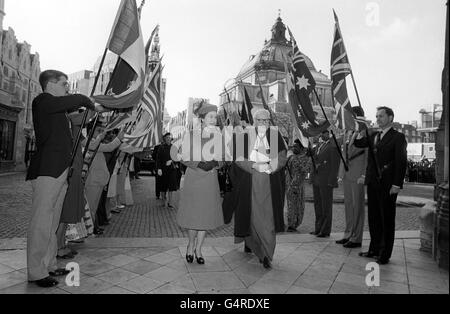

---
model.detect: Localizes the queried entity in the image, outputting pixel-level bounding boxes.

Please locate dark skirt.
[160,166,179,192]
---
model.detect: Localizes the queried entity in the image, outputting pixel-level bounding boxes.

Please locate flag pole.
[68,47,108,179]
[333,9,381,179]
[313,88,348,171]
[254,71,276,126]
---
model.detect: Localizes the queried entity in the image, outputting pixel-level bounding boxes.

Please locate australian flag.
[286,28,330,137]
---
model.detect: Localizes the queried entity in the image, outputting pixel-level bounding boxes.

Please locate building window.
[0,119,16,161]
[3,67,8,76]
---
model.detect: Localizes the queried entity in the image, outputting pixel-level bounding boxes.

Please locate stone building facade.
[0,0,41,172]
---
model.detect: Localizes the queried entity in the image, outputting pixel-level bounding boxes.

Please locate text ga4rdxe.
[224,299,270,309]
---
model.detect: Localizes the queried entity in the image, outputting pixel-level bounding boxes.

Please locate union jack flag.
[331,10,360,131]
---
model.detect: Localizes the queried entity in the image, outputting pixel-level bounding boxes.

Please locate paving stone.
[96,286,137,294]
[293,274,334,292]
[0,270,27,290]
[144,266,187,283]
[117,276,165,294]
[0,250,27,270]
[121,260,163,275]
[329,281,369,294]
[103,254,140,267]
[144,253,180,265]
[185,257,230,273]
[248,278,290,294]
[95,268,140,285]
[80,261,117,276]
[149,283,196,294]
[0,263,15,275]
[191,271,246,292]
[60,277,113,294]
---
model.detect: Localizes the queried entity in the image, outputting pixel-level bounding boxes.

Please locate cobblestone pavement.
[0,235,448,294]
[0,172,429,239]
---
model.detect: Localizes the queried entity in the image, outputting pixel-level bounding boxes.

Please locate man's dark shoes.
[31,277,59,288]
[359,251,378,258]
[244,246,252,253]
[376,258,390,265]
[287,227,298,233]
[316,234,330,238]
[310,231,319,236]
[336,238,349,245]
[57,252,75,260]
[343,242,362,249]
[49,269,71,277]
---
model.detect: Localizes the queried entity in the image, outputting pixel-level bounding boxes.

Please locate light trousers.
[27,169,68,281]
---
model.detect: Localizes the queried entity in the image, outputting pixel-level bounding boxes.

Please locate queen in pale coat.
[176,104,224,265]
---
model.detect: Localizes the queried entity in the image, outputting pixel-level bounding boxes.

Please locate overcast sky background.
[4,0,447,123]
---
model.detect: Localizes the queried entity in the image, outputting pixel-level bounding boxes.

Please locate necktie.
[375,132,382,146]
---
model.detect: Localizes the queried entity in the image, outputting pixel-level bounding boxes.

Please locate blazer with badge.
[354,128,407,189]
[26,93,94,181]
[311,140,341,188]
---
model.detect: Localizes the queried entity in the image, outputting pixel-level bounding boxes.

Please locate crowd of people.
[406,158,436,184]
[25,69,408,288]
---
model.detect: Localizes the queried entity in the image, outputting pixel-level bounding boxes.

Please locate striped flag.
[122,61,164,149]
[331,10,357,130]
[93,0,146,110]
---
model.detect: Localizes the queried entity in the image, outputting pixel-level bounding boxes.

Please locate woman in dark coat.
[156,133,180,209]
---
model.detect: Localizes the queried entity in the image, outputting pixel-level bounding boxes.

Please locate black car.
[138,148,156,176]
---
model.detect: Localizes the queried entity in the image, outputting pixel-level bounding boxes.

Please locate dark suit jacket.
[311,140,341,188]
[354,128,407,189]
[26,93,94,181]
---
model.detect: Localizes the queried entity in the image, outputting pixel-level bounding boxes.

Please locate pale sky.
[4,0,447,124]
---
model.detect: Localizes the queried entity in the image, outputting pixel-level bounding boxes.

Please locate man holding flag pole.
[331,11,407,264]
[330,10,369,249]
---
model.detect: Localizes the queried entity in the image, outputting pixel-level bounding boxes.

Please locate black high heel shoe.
[186,246,194,263]
[194,250,205,265]
[186,254,194,264]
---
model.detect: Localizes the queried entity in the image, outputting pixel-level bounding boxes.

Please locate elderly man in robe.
[223,109,287,269]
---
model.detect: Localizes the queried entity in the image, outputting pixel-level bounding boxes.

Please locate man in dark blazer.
[26,70,103,288]
[354,106,407,265]
[311,130,341,238]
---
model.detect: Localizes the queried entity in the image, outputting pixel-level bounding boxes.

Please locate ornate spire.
[271,12,287,44]
[150,27,161,62]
